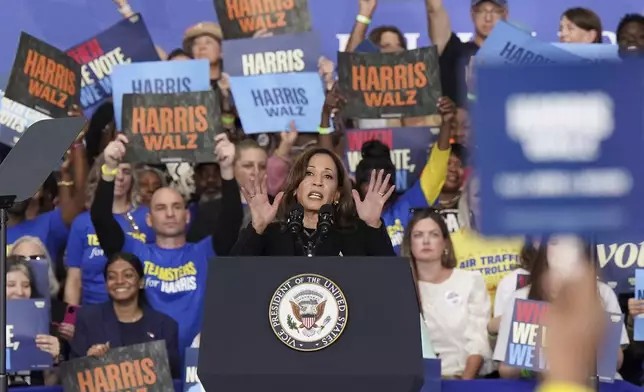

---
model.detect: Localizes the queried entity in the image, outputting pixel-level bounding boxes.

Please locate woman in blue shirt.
[65,158,155,305]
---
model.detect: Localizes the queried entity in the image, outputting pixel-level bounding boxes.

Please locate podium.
[199,256,424,392]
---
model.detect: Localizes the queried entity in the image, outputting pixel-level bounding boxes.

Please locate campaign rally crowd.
[3,0,644,391]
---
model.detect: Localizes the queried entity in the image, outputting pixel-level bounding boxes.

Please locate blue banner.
[596,233,644,294]
[0,88,51,146]
[598,313,624,383]
[474,60,644,236]
[183,348,203,392]
[28,259,50,300]
[66,14,159,114]
[420,359,441,392]
[552,43,620,62]
[111,59,211,131]
[635,270,644,341]
[223,32,321,77]
[475,21,583,66]
[6,299,52,372]
[344,127,435,192]
[229,72,325,134]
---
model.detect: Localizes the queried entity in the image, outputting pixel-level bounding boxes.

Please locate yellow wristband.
[222,114,236,125]
[101,165,119,176]
[317,126,331,135]
[536,382,592,392]
[57,181,74,187]
[356,15,371,25]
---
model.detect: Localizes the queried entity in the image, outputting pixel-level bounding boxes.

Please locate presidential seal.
[269,274,348,352]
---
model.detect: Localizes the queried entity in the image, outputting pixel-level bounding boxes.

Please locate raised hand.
[322,84,347,114]
[58,322,75,341]
[103,134,129,171]
[217,72,231,98]
[437,96,456,123]
[628,298,644,317]
[351,169,395,228]
[214,133,235,180]
[240,174,284,234]
[358,0,377,17]
[318,57,336,91]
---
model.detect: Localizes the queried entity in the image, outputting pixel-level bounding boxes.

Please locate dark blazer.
[70,302,180,378]
[230,219,396,256]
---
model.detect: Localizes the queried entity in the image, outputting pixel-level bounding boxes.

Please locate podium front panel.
[199,256,424,392]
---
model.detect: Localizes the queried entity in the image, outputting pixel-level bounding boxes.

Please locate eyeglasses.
[408,207,441,216]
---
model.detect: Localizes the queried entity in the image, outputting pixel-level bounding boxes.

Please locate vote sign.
[6,299,52,372]
[474,60,644,236]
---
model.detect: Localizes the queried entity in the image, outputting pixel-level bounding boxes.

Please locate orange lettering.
[159,107,173,134]
[133,359,145,386]
[77,369,95,392]
[413,62,428,88]
[120,361,136,389]
[105,364,123,390]
[44,59,57,86]
[132,107,146,134]
[147,108,160,134]
[140,358,157,385]
[93,367,110,391]
[23,49,39,77]
[175,107,188,133]
[195,105,208,132]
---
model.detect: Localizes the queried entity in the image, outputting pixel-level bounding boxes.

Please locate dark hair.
[369,26,407,50]
[355,140,396,195]
[527,236,592,302]
[103,252,147,305]
[167,48,193,60]
[617,13,644,41]
[450,143,468,166]
[7,256,42,299]
[519,239,538,271]
[277,147,356,229]
[402,209,457,269]
[562,7,603,43]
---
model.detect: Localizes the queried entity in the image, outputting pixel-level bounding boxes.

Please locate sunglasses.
[16,255,47,261]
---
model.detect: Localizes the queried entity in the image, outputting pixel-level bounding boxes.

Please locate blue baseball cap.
[471,0,507,7]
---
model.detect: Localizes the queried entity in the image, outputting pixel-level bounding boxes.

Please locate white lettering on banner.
[494,169,633,199]
[597,242,644,269]
[336,33,420,51]
[242,50,305,75]
[186,366,201,383]
[6,325,18,350]
[346,149,415,173]
[0,90,51,144]
[506,92,614,162]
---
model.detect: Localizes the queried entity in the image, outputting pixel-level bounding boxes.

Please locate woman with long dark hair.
[70,252,180,377]
[231,147,395,256]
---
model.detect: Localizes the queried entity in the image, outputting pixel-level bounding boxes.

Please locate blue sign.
[183,348,203,392]
[420,359,441,392]
[595,233,644,294]
[635,269,644,341]
[111,59,211,131]
[344,127,435,192]
[27,259,50,300]
[230,72,325,134]
[0,88,51,147]
[66,14,159,114]
[475,21,583,66]
[552,43,620,62]
[474,60,644,236]
[597,313,624,382]
[223,32,321,77]
[6,299,52,372]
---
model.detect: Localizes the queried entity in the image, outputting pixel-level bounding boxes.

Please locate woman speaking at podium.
[230,147,396,256]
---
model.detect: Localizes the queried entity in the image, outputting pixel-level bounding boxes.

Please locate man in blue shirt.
[90,133,242,352]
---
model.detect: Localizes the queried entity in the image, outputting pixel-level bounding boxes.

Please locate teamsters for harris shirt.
[65,209,155,305]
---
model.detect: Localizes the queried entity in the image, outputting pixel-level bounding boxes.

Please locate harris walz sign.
[213,0,311,39]
[337,46,441,119]
[60,341,174,392]
[121,90,221,164]
[5,32,80,118]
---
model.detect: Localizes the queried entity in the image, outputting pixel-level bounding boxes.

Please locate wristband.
[57,181,74,187]
[317,126,331,135]
[119,5,133,15]
[222,114,236,125]
[356,15,371,25]
[101,165,119,176]
[520,369,533,379]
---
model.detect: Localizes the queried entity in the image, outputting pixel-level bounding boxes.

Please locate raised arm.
[425,0,452,55]
[89,136,128,257]
[345,0,378,52]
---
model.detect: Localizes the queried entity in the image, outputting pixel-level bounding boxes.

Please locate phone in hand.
[63,305,79,325]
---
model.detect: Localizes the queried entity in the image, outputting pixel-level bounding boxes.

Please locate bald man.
[89,134,242,352]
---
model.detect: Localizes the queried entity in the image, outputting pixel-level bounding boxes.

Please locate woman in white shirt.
[493,236,628,379]
[402,209,493,378]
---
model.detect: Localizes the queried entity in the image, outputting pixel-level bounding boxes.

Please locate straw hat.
[184,22,223,43]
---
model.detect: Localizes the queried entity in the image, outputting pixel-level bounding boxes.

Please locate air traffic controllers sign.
[474,60,644,236]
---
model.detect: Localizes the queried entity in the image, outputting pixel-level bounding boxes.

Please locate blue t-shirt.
[123,236,214,353]
[382,182,429,255]
[65,209,155,305]
[8,209,69,258]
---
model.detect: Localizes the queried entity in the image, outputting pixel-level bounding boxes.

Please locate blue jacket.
[70,301,180,378]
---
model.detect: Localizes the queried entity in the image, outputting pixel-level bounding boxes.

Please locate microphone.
[287,204,304,234]
[317,204,334,237]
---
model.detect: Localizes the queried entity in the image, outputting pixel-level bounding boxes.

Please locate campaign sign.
[635,269,644,341]
[214,0,311,39]
[552,43,620,62]
[516,274,530,290]
[66,14,160,112]
[5,32,81,118]
[475,21,583,66]
[183,348,204,392]
[344,127,435,192]
[28,258,51,300]
[111,60,211,131]
[223,32,320,77]
[122,91,221,164]
[597,313,624,383]
[60,340,174,392]
[595,233,644,294]
[0,88,51,146]
[505,299,548,371]
[337,46,441,118]
[229,71,325,134]
[6,299,52,372]
[474,60,644,236]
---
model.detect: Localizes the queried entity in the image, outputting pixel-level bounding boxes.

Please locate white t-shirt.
[493,268,529,318]
[493,282,629,369]
[418,269,494,377]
